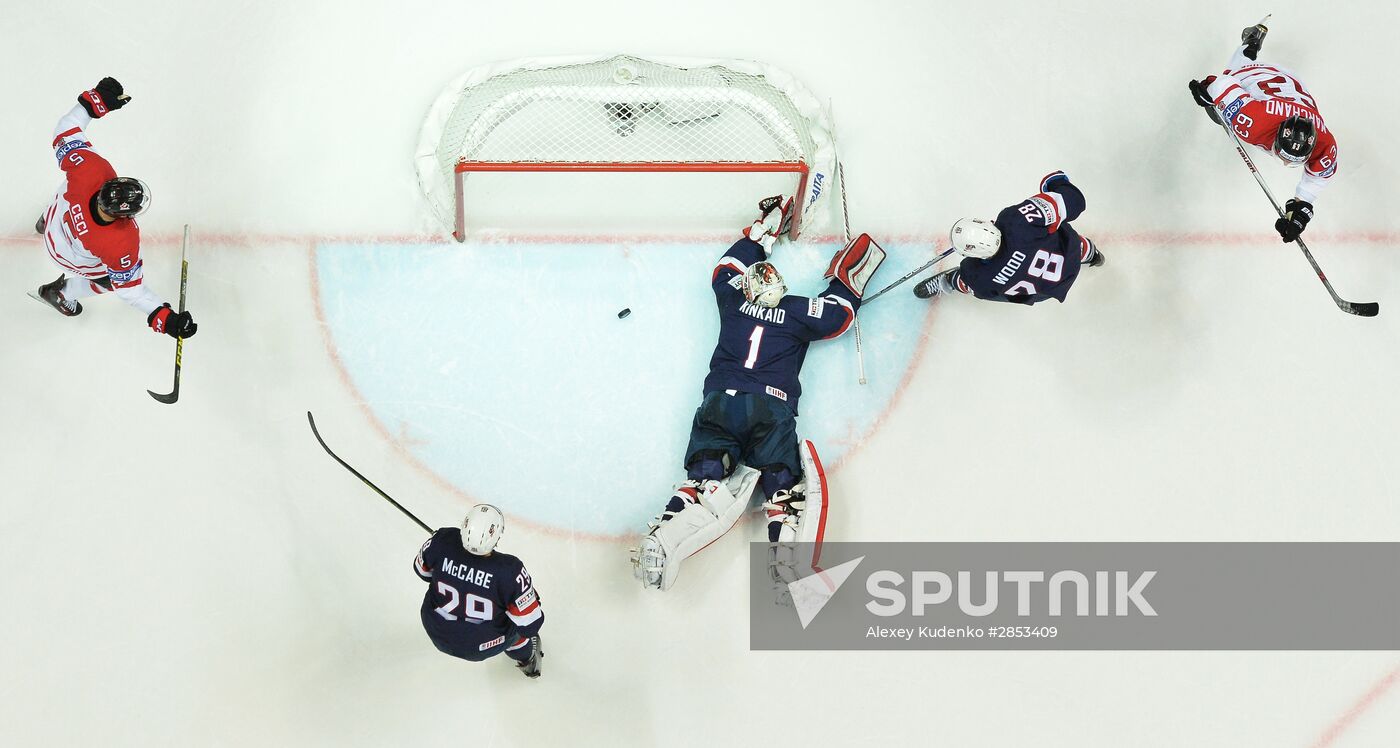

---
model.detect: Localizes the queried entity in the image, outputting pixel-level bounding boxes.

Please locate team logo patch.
[766,386,788,401]
[1027,196,1054,225]
[55,140,91,162]
[514,589,537,609]
[107,261,141,285]
[1223,98,1245,122]
[480,635,505,651]
[728,274,745,290]
[807,297,824,318]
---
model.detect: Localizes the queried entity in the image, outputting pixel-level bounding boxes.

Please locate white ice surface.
[1,1,1398,746]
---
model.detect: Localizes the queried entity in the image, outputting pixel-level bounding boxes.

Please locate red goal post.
[417,55,838,242]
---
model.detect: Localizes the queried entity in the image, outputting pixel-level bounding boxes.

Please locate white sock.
[62,276,104,299]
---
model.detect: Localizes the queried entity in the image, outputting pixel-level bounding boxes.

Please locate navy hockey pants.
[683,390,801,481]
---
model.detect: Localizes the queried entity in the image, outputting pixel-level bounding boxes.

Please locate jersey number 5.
[435,581,494,622]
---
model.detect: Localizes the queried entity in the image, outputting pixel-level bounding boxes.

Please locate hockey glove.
[1188,77,1222,126]
[1275,199,1313,243]
[148,304,197,338]
[78,77,130,119]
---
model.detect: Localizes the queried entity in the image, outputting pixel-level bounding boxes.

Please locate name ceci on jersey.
[739,301,786,324]
[441,558,494,588]
[68,205,90,237]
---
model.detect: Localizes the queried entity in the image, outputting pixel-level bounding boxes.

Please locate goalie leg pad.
[637,465,761,590]
[768,440,830,594]
[823,233,887,298]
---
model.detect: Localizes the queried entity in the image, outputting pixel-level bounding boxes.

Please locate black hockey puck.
[618,308,631,319]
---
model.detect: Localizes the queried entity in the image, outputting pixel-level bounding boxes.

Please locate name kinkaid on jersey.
[914,171,1102,304]
[413,505,544,678]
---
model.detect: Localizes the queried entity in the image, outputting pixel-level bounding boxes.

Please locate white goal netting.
[416,54,839,241]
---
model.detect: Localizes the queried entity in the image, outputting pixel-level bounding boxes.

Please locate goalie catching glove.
[824,233,887,297]
[743,194,794,254]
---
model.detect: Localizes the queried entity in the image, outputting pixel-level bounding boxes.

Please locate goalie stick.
[836,160,869,385]
[307,411,432,534]
[1210,104,1378,317]
[148,225,191,404]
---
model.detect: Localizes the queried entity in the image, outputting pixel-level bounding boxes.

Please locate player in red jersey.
[31,77,196,339]
[1189,19,1338,244]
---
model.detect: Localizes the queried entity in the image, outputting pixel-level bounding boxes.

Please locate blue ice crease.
[316,239,934,534]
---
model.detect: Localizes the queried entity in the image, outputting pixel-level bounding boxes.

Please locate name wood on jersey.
[740,301,787,323]
[442,558,495,588]
[992,251,1028,286]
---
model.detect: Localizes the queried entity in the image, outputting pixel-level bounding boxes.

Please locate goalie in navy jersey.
[631,195,885,591]
[913,171,1103,304]
[414,504,545,678]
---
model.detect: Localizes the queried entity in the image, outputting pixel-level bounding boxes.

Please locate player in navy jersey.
[913,171,1103,304]
[414,504,544,678]
[632,195,884,590]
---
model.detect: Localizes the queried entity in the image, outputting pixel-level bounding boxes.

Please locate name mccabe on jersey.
[442,558,494,588]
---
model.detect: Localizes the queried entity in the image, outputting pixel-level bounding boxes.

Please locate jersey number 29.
[435,581,494,622]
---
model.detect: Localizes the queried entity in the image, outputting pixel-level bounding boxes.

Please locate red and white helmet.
[461,504,505,555]
[950,218,1002,259]
[743,261,787,308]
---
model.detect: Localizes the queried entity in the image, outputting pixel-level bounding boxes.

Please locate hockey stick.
[148,225,190,403]
[306,411,433,534]
[837,161,869,385]
[1210,106,1378,317]
[862,247,958,304]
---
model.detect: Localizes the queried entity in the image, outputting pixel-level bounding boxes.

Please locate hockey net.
[416,55,839,241]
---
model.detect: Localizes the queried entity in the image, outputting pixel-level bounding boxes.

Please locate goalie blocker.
[633,440,828,591]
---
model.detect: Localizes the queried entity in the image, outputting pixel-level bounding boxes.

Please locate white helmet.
[743,261,787,308]
[461,504,505,555]
[950,218,1002,259]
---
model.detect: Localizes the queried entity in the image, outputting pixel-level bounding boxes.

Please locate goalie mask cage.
[416,54,839,241]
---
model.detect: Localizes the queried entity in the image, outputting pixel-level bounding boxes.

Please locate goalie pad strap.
[823,233,887,298]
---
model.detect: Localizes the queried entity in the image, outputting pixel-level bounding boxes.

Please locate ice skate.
[913,269,958,299]
[514,634,543,679]
[28,274,82,316]
[1241,15,1270,60]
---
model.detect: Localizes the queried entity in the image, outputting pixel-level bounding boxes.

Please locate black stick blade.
[1344,301,1380,317]
[148,388,179,404]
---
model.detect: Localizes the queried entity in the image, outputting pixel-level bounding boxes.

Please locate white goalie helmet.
[950,217,1003,259]
[461,504,505,555]
[743,261,787,308]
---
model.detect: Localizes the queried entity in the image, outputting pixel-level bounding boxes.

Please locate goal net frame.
[416,54,839,242]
